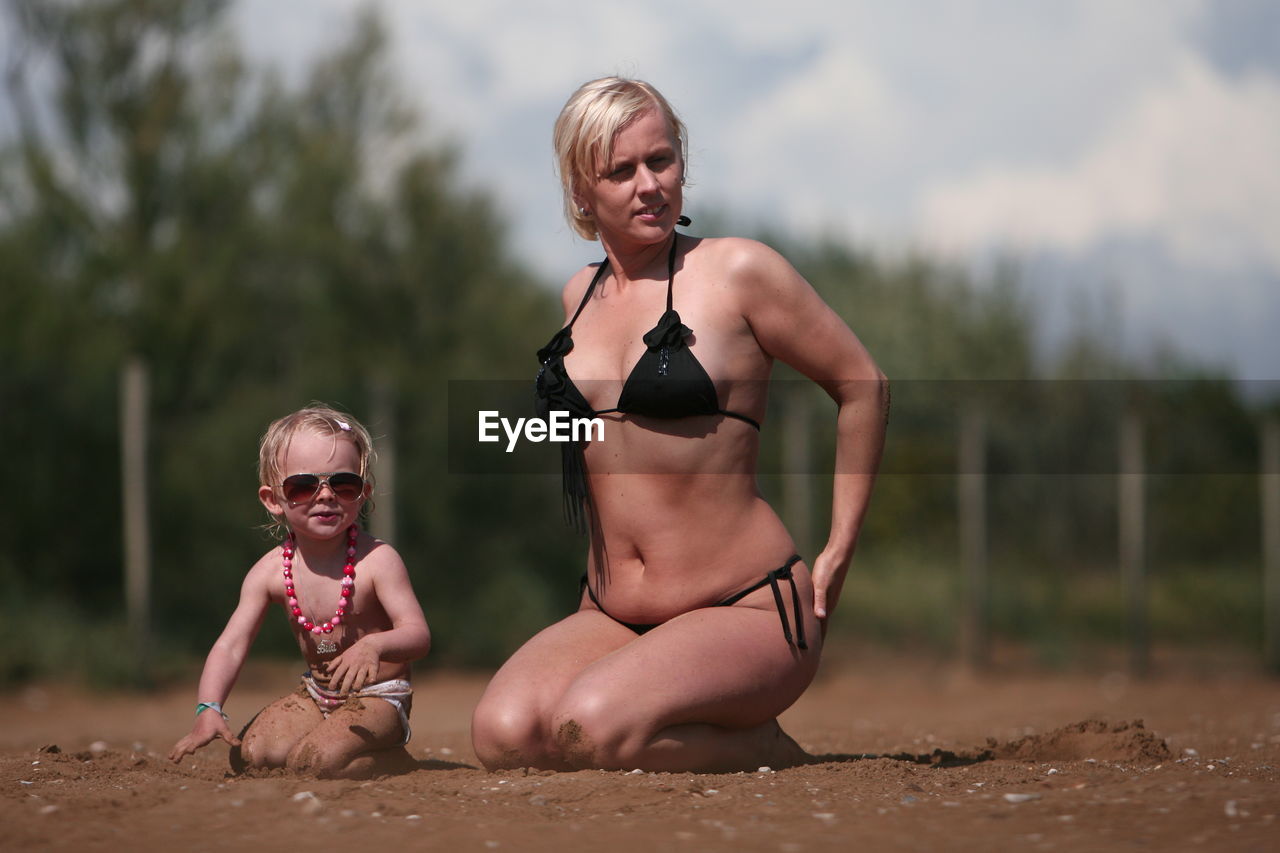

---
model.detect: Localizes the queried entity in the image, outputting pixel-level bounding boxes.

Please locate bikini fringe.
[562,440,590,535]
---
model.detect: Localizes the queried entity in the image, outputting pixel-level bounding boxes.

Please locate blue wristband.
[196,701,228,721]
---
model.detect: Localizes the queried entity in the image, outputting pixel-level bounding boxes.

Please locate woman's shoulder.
[691,236,799,294]
[558,260,606,315]
[693,235,777,261]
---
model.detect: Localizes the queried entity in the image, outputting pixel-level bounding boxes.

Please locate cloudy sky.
[9,1,1280,378]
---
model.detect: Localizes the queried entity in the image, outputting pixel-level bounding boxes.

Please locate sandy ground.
[2,650,1278,852]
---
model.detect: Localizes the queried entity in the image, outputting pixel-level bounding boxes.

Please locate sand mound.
[988,718,1171,763]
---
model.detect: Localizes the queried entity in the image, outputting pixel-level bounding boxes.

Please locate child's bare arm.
[326,543,430,694]
[168,560,273,762]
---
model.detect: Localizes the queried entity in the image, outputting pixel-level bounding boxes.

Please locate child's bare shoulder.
[358,536,418,599]
[360,535,408,573]
[240,544,284,594]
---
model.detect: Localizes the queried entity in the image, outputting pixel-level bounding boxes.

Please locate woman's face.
[578,108,683,250]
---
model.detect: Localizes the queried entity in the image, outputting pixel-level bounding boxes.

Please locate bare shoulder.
[558,260,606,318]
[358,534,412,582]
[244,547,282,587]
[693,236,807,302]
[357,534,428,628]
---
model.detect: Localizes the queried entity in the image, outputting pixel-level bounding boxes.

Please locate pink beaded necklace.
[283,525,357,640]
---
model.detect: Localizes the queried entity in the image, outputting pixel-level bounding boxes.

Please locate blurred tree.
[0,0,567,680]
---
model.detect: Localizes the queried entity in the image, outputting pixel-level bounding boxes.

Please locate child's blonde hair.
[257,404,376,533]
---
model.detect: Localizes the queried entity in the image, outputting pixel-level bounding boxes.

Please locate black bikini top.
[535,234,761,531]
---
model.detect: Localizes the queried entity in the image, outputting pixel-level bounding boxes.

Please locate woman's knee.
[551,686,642,769]
[471,693,551,769]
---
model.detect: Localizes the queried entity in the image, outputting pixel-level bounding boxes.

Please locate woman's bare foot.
[766,720,814,769]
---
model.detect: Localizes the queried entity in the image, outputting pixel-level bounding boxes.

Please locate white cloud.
[920,53,1280,273]
[706,45,903,237]
[220,0,1280,375]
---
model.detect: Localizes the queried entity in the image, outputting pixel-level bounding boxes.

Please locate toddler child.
[169,405,430,778]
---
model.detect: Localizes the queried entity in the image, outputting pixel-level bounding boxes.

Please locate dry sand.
[3,651,1277,851]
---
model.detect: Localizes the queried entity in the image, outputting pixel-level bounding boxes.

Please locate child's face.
[258,428,368,542]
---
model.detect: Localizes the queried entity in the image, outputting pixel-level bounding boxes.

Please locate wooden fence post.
[959,403,988,670]
[1262,417,1280,673]
[120,356,151,679]
[370,377,397,545]
[1119,408,1148,677]
[782,384,814,559]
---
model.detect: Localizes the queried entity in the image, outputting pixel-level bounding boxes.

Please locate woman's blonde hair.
[257,404,376,534]
[553,77,688,241]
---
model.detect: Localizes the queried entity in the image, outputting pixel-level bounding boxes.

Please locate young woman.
[472,78,887,772]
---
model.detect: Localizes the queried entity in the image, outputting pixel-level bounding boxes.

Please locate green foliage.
[746,232,1267,664]
[0,0,575,679]
[829,546,1263,664]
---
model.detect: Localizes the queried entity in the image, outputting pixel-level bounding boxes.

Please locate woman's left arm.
[731,239,889,621]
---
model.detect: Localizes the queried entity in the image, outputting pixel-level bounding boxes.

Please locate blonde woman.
[472,78,887,772]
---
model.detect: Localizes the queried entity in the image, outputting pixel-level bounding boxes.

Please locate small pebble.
[1004,793,1041,804]
[757,766,773,773]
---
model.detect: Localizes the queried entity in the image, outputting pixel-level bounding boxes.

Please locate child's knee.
[284,739,323,775]
[285,737,350,777]
[236,732,286,771]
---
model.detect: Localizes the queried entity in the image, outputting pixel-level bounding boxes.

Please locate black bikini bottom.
[580,555,807,650]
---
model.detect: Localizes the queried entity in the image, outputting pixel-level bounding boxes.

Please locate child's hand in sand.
[169,708,240,763]
[324,638,381,695]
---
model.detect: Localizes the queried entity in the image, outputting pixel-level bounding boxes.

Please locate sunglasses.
[280,472,366,504]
